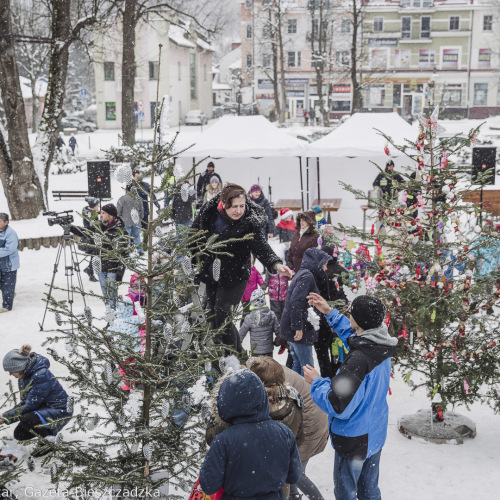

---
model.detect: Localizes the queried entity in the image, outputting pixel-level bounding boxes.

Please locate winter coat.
[109,295,144,353]
[82,206,99,230]
[197,170,222,199]
[203,183,222,204]
[280,248,332,345]
[241,266,265,302]
[199,370,302,500]
[68,136,77,149]
[266,271,289,302]
[311,309,398,460]
[117,192,144,227]
[0,225,20,272]
[135,180,159,223]
[470,236,500,278]
[1,353,72,434]
[316,217,327,229]
[171,184,196,224]
[286,212,319,272]
[251,192,275,235]
[325,260,348,304]
[191,196,282,288]
[239,306,280,354]
[56,137,65,150]
[284,367,329,461]
[373,170,404,198]
[276,219,296,244]
[70,217,126,277]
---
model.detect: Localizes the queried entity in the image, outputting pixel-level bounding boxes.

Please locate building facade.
[94,14,213,130]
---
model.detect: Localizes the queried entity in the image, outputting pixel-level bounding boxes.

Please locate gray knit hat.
[250,288,266,309]
[3,345,32,373]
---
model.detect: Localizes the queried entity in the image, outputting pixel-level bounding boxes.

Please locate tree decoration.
[143,443,152,461]
[92,258,101,276]
[27,456,35,472]
[55,312,62,326]
[161,399,170,419]
[130,208,140,225]
[116,164,133,184]
[181,183,189,202]
[84,306,93,324]
[104,363,113,384]
[212,257,221,282]
[182,256,193,276]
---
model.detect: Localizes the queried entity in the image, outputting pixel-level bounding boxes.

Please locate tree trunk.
[271,9,281,119]
[33,0,72,199]
[277,4,286,125]
[122,0,137,146]
[0,0,45,219]
[350,2,361,113]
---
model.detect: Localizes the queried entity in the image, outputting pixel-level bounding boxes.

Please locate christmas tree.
[323,108,500,424]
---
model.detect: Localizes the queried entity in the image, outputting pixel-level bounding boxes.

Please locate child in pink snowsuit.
[241,256,265,319]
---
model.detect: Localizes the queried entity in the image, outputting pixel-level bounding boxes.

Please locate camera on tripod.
[43,210,74,227]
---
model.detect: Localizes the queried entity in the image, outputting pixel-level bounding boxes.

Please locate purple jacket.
[242,266,265,302]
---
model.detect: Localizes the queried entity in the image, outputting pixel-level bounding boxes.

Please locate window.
[313,19,320,40]
[263,54,272,68]
[419,49,435,67]
[483,15,492,31]
[331,101,350,111]
[368,85,386,107]
[393,84,402,107]
[497,85,500,106]
[401,0,434,6]
[474,83,488,105]
[245,0,252,8]
[104,62,114,81]
[262,0,270,4]
[105,102,116,120]
[402,17,411,39]
[370,48,388,69]
[288,19,297,34]
[401,0,410,5]
[373,17,384,32]
[149,61,159,80]
[287,51,301,68]
[413,0,421,6]
[246,24,252,39]
[449,16,459,31]
[394,49,411,68]
[442,84,462,106]
[178,61,181,81]
[421,16,431,38]
[246,54,253,68]
[422,0,433,6]
[336,51,350,66]
[263,23,271,38]
[340,18,350,33]
[442,48,459,69]
[478,49,491,68]
[190,53,197,99]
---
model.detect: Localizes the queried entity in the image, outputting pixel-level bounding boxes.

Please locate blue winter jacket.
[280,248,332,345]
[2,353,72,434]
[199,370,302,500]
[0,225,20,272]
[311,309,397,460]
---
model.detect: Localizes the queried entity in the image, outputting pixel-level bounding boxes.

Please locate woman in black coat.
[191,183,292,349]
[249,184,275,238]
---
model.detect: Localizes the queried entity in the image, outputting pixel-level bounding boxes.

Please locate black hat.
[386,159,395,167]
[207,161,215,169]
[350,295,386,331]
[101,203,118,218]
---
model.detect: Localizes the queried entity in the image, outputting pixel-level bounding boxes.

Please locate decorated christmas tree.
[324,108,500,431]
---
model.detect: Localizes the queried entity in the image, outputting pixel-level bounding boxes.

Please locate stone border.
[18,236,61,251]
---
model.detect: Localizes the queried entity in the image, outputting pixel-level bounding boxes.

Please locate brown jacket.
[286,211,319,272]
[284,366,329,461]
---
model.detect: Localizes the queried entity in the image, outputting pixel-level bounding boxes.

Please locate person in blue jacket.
[0,213,19,313]
[0,345,73,448]
[280,247,332,375]
[199,369,302,500]
[312,205,327,229]
[303,293,397,500]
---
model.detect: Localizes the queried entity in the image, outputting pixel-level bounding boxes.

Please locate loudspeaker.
[472,147,496,185]
[87,161,111,199]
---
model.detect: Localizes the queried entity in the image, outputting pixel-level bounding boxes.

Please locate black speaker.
[472,147,496,185]
[87,161,111,199]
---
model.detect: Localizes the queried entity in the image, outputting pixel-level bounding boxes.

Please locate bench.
[274,199,303,212]
[462,189,500,215]
[311,198,342,224]
[52,190,88,200]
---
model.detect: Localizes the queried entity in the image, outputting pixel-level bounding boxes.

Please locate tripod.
[39,225,88,332]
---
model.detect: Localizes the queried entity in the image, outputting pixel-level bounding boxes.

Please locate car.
[63,116,97,132]
[185,110,208,125]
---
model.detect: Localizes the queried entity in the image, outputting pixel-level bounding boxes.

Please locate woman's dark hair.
[321,245,338,265]
[295,211,316,232]
[220,183,247,207]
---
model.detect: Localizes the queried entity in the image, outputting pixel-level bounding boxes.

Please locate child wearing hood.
[199,369,302,500]
[239,288,280,356]
[312,206,327,229]
[304,293,398,500]
[280,247,332,375]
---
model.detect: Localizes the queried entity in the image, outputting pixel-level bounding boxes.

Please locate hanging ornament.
[371,224,375,236]
[50,463,58,483]
[181,183,189,202]
[317,236,323,246]
[104,362,114,384]
[440,151,448,170]
[66,396,74,413]
[161,399,170,419]
[116,164,133,184]
[442,185,451,195]
[182,256,193,276]
[384,144,390,156]
[27,456,36,472]
[181,319,190,336]
[341,234,348,251]
[333,245,338,257]
[172,291,181,307]
[212,257,221,281]
[155,226,163,237]
[93,234,103,247]
[431,309,436,322]
[143,443,153,461]
[92,258,102,276]
[55,433,64,447]
[464,379,470,394]
[55,313,62,326]
[84,306,93,324]
[385,312,391,327]
[163,323,173,343]
[205,361,212,372]
[130,208,140,225]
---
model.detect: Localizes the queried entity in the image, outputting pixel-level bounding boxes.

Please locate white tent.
[175,116,306,208]
[304,113,417,227]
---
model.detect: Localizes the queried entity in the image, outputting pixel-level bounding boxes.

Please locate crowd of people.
[0,159,402,500]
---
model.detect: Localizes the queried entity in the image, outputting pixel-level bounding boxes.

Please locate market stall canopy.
[305,112,416,158]
[176,115,305,158]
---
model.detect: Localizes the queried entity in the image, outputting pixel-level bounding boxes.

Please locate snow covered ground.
[1,117,500,497]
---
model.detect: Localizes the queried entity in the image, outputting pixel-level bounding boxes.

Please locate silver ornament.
[55,313,62,326]
[181,319,190,335]
[105,362,113,384]
[181,184,189,202]
[84,306,93,323]
[155,226,163,237]
[92,258,102,276]
[66,396,74,413]
[205,361,212,372]
[201,404,211,421]
[161,399,170,419]
[143,443,152,461]
[182,256,192,276]
[93,234,103,247]
[172,291,181,307]
[28,456,35,472]
[131,208,140,225]
[163,323,173,343]
[50,462,58,483]
[212,258,221,282]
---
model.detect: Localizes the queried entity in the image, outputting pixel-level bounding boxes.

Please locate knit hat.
[101,203,118,218]
[312,205,322,214]
[249,184,262,194]
[85,196,99,208]
[250,288,266,309]
[207,161,215,169]
[279,208,293,220]
[3,345,32,373]
[350,295,386,331]
[386,159,395,168]
[210,176,220,184]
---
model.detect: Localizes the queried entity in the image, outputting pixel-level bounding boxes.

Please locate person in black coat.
[249,184,275,238]
[196,162,222,207]
[171,182,196,227]
[372,159,403,200]
[191,183,292,349]
[81,196,100,282]
[199,369,302,500]
[280,247,332,376]
[132,169,160,228]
